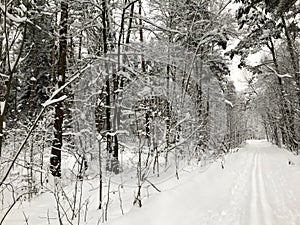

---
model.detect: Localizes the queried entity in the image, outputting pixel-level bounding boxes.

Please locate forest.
[0,0,299,224]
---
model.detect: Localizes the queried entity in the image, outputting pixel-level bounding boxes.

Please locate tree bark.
[50,1,68,177]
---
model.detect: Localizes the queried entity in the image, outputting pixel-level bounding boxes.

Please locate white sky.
[228,51,263,92]
[228,56,249,92]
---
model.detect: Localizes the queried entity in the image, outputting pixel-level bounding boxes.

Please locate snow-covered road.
[107,140,300,225]
[2,140,300,225]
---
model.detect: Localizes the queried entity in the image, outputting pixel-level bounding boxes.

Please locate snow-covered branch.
[42,64,91,108]
[0,3,28,23]
[41,95,68,108]
[224,99,234,108]
[264,65,292,78]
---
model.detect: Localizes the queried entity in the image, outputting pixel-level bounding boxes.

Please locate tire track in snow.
[257,153,273,225]
[246,152,272,225]
[247,153,259,225]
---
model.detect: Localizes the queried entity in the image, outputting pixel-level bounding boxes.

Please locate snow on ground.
[105,140,300,225]
[1,140,300,225]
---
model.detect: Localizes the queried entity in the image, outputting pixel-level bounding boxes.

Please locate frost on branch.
[0,101,5,116]
[0,3,28,23]
[41,95,68,108]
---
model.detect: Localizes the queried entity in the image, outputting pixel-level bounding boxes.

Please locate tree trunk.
[281,16,299,87]
[0,119,3,157]
[139,0,146,72]
[50,1,68,177]
[29,23,37,119]
[267,37,296,150]
[281,16,300,153]
[0,7,27,157]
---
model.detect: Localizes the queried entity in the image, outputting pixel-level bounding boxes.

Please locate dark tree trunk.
[50,1,68,178]
[0,119,3,157]
[29,24,37,119]
[125,3,135,45]
[266,37,297,150]
[101,0,112,158]
[281,16,300,153]
[139,0,146,72]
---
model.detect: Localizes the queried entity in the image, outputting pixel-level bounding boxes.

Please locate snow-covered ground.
[1,140,300,225]
[106,140,300,225]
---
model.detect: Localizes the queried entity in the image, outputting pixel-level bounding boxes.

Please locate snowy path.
[2,140,300,225]
[107,140,300,225]
[244,152,273,225]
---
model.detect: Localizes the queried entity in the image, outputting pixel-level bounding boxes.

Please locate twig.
[47,209,50,225]
[0,192,29,225]
[22,211,29,225]
[167,125,203,152]
[104,177,111,222]
[145,179,161,192]
[118,184,124,215]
